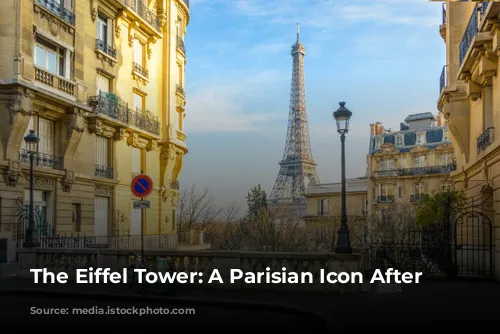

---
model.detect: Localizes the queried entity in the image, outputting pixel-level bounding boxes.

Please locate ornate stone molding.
[146,139,158,152]
[62,170,75,192]
[8,88,34,124]
[127,132,148,149]
[67,108,85,139]
[90,0,98,22]
[4,160,22,187]
[33,3,75,33]
[95,184,112,197]
[128,21,139,47]
[27,176,55,190]
[114,127,127,141]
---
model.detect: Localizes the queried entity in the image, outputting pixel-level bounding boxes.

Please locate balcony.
[177,36,186,54]
[374,164,456,178]
[123,0,161,32]
[95,165,114,179]
[459,3,489,67]
[34,67,75,97]
[410,194,425,202]
[35,0,75,25]
[95,39,117,59]
[176,84,185,96]
[477,127,494,153]
[19,149,63,170]
[132,62,149,79]
[440,65,447,94]
[176,130,186,142]
[442,3,446,25]
[89,92,160,135]
[170,181,179,190]
[440,3,446,40]
[377,195,394,204]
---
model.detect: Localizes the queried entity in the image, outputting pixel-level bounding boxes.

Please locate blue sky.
[180,0,446,210]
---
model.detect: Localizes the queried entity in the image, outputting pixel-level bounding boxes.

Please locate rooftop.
[404,112,436,123]
[306,178,368,195]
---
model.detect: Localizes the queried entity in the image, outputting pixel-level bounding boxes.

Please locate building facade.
[303,178,368,248]
[0,0,189,262]
[367,113,455,220]
[436,1,499,278]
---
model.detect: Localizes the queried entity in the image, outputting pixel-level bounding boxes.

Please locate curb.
[0,287,328,326]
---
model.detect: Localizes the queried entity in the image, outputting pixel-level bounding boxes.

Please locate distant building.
[367,112,455,220]
[304,178,368,248]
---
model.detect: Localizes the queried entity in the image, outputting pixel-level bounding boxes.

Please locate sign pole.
[140,170,145,269]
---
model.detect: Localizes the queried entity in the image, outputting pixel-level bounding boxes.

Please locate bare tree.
[177,185,223,233]
[207,202,244,250]
[367,203,418,244]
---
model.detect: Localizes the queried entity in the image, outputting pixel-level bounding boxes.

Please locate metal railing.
[374,163,456,177]
[459,4,480,65]
[477,127,494,153]
[19,149,64,170]
[89,92,160,135]
[95,164,114,179]
[124,0,161,31]
[133,62,149,78]
[440,65,447,94]
[377,195,394,204]
[410,194,425,202]
[177,35,186,54]
[176,84,185,96]
[36,0,75,25]
[95,39,117,59]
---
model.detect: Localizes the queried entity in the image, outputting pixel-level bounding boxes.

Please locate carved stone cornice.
[146,139,158,151]
[127,132,148,149]
[87,118,117,138]
[25,175,55,190]
[8,87,34,124]
[95,183,112,197]
[66,108,85,139]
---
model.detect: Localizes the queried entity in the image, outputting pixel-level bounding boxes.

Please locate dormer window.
[375,137,382,149]
[396,134,403,146]
[416,131,426,145]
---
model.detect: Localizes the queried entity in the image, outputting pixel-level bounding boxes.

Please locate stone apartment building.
[366,112,455,221]
[0,0,190,262]
[303,178,368,248]
[437,0,500,279]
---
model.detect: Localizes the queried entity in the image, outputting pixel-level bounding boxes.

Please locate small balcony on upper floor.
[177,36,186,55]
[377,195,394,204]
[122,0,162,37]
[458,2,491,76]
[34,66,76,99]
[95,39,117,61]
[95,164,114,179]
[89,92,160,136]
[440,3,446,41]
[176,84,185,97]
[439,65,447,95]
[373,163,456,178]
[19,149,64,171]
[35,0,75,26]
[477,127,495,154]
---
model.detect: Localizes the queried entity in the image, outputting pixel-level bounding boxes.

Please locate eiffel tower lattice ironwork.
[269,24,319,215]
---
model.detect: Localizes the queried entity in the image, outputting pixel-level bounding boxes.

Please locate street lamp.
[333,101,352,254]
[23,129,40,248]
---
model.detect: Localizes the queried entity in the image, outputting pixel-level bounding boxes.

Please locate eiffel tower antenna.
[269,24,320,216]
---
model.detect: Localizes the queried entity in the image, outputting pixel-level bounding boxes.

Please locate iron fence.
[124,0,161,31]
[477,127,494,153]
[95,164,114,179]
[440,65,447,93]
[19,149,63,170]
[133,62,149,78]
[459,4,479,65]
[36,0,75,25]
[177,36,186,54]
[95,39,117,59]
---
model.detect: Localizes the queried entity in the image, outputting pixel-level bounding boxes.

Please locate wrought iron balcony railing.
[177,36,186,54]
[176,84,185,96]
[19,149,64,170]
[440,65,447,94]
[459,3,487,65]
[410,194,425,202]
[133,62,149,78]
[374,163,456,177]
[36,0,75,25]
[124,0,161,31]
[95,164,114,179]
[377,195,394,204]
[95,39,117,59]
[442,3,446,25]
[477,127,494,153]
[89,92,160,135]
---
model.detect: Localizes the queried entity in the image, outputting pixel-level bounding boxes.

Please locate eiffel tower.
[269,24,319,216]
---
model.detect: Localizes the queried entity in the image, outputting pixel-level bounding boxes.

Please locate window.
[375,137,382,149]
[414,182,424,195]
[132,91,144,111]
[413,155,425,168]
[443,129,450,141]
[22,117,54,155]
[398,186,402,198]
[178,112,183,130]
[96,73,110,94]
[24,190,52,236]
[34,36,67,77]
[439,153,451,166]
[177,63,183,86]
[176,18,181,36]
[380,159,395,171]
[95,135,110,167]
[441,181,452,192]
[94,197,109,236]
[72,203,81,233]
[379,184,394,197]
[396,135,403,146]
[97,15,109,46]
[318,199,328,216]
[133,39,144,66]
[416,131,426,145]
[362,197,368,216]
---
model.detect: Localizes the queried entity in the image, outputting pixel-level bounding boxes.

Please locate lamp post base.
[335,227,352,254]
